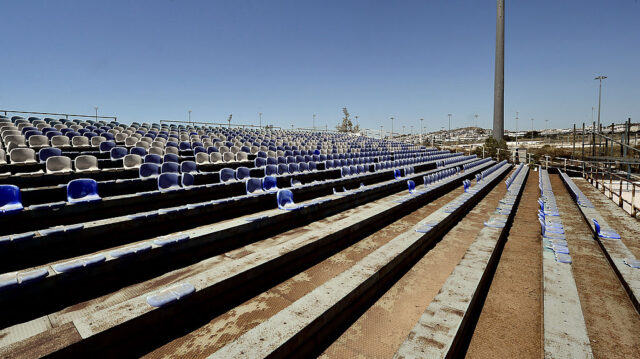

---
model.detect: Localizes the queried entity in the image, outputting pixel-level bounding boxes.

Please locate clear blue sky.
[1,0,638,132]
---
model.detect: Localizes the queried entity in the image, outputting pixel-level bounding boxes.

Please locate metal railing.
[551,157,639,217]
[1,109,117,121]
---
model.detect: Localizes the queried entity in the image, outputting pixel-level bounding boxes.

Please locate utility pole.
[493,0,505,140]
[380,125,383,140]
[448,113,452,141]
[420,118,424,144]
[595,75,607,132]
[188,109,192,125]
[227,114,232,129]
[312,113,315,130]
[94,106,98,123]
[259,112,262,129]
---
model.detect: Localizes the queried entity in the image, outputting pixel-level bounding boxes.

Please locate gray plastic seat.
[10,148,37,164]
[75,155,100,173]
[28,135,49,148]
[235,152,248,161]
[210,152,222,163]
[164,146,179,155]
[125,137,139,146]
[148,147,163,156]
[4,134,27,147]
[196,152,210,164]
[72,136,90,147]
[90,136,106,147]
[0,149,6,165]
[46,156,73,174]
[51,135,71,147]
[223,152,235,162]
[123,154,143,169]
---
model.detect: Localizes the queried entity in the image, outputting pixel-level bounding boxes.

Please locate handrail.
[158,119,282,130]
[550,156,639,217]
[1,109,117,121]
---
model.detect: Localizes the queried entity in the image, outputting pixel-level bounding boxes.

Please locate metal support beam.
[492,0,505,140]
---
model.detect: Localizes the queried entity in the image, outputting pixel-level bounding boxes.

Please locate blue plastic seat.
[139,163,161,178]
[161,162,180,173]
[265,164,278,176]
[278,164,289,175]
[220,168,236,182]
[130,147,147,157]
[341,167,350,177]
[236,166,251,180]
[144,154,162,164]
[179,141,192,151]
[0,185,23,214]
[299,162,309,172]
[263,176,278,192]
[158,173,181,191]
[182,173,195,187]
[163,153,179,163]
[394,169,402,180]
[288,163,299,174]
[407,180,417,194]
[110,147,128,160]
[99,141,116,153]
[277,189,299,210]
[180,161,197,174]
[255,157,267,167]
[67,179,101,203]
[246,178,264,194]
[592,219,621,239]
[38,147,62,163]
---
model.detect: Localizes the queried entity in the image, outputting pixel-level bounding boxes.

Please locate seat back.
[277,189,296,210]
[51,135,70,147]
[72,136,90,147]
[38,147,62,163]
[75,155,99,172]
[158,173,180,191]
[265,164,278,176]
[223,152,235,162]
[161,162,180,173]
[139,163,161,178]
[10,148,36,164]
[210,152,223,163]
[123,154,143,169]
[0,184,23,213]
[255,157,267,167]
[220,168,235,182]
[163,153,179,163]
[262,176,278,191]
[67,178,100,203]
[246,178,263,194]
[144,154,162,164]
[236,166,251,180]
[180,161,197,174]
[28,135,49,147]
[110,147,128,160]
[46,156,72,173]
[236,152,248,161]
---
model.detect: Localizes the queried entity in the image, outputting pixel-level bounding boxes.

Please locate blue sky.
[1,0,638,133]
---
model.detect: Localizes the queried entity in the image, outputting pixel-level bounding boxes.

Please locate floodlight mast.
[493,0,505,140]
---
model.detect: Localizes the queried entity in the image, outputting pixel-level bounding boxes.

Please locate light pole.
[420,118,424,144]
[94,106,98,122]
[227,114,232,129]
[530,118,534,140]
[390,117,394,140]
[188,109,192,125]
[474,114,478,128]
[447,114,452,141]
[545,119,549,143]
[259,112,262,129]
[402,125,405,137]
[380,125,383,139]
[355,115,359,130]
[515,112,519,146]
[595,75,607,132]
[312,114,315,130]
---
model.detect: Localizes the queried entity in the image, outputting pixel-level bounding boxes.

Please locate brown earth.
[465,171,543,358]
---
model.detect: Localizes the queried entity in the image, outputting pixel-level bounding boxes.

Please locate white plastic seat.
[28,135,50,148]
[46,156,73,174]
[196,152,210,164]
[125,137,139,146]
[72,136,90,147]
[123,154,143,169]
[223,152,235,162]
[51,135,71,148]
[236,152,248,161]
[10,148,37,164]
[135,141,151,150]
[164,147,179,155]
[90,136,106,147]
[115,133,129,142]
[210,152,223,163]
[148,147,163,156]
[75,155,100,173]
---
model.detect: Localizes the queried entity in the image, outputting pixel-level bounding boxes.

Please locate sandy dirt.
[320,173,509,358]
[465,172,543,358]
[552,175,640,358]
[142,188,464,358]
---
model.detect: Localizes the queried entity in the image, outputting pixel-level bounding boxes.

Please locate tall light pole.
[312,114,315,130]
[530,118,534,140]
[493,0,505,140]
[380,125,383,139]
[227,114,232,129]
[188,109,192,125]
[94,106,98,122]
[515,112,519,146]
[259,112,262,129]
[420,118,424,144]
[447,114,452,141]
[595,75,607,132]
[545,119,549,143]
[390,117,394,140]
[402,125,405,136]
[354,115,359,130]
[474,114,478,128]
